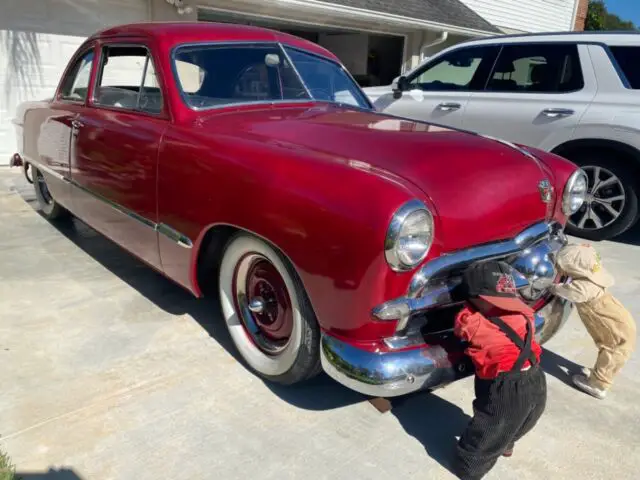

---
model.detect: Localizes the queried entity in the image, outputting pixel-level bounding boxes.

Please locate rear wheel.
[563,154,638,241]
[219,233,321,385]
[33,168,70,221]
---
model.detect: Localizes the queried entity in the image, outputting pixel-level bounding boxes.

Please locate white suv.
[364,32,640,241]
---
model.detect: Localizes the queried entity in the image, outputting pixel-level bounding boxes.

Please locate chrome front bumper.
[321,295,573,398]
[320,221,573,398]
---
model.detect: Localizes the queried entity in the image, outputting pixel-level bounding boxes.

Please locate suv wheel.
[564,155,638,241]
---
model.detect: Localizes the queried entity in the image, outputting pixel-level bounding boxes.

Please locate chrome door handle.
[541,108,574,118]
[436,102,462,111]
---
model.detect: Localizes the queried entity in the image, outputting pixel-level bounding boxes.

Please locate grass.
[0,448,16,480]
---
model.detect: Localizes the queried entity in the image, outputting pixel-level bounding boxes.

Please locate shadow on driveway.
[610,222,640,247]
[392,391,471,476]
[16,468,82,479]
[26,196,363,412]
[540,347,585,388]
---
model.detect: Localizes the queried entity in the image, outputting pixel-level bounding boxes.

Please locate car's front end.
[320,146,588,398]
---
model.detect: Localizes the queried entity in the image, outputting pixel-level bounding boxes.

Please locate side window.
[408,46,499,92]
[609,46,640,89]
[59,50,94,102]
[94,45,163,114]
[486,43,583,93]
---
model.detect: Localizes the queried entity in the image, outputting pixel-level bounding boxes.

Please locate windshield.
[172,43,372,110]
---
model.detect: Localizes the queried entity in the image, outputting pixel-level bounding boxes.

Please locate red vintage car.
[11,22,585,397]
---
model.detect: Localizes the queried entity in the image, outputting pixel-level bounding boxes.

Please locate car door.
[462,43,597,151]
[70,40,168,270]
[370,45,500,129]
[27,44,97,210]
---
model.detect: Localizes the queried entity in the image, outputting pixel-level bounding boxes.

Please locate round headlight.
[385,200,434,272]
[562,169,588,215]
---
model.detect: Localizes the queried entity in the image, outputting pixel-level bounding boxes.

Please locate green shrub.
[0,449,16,480]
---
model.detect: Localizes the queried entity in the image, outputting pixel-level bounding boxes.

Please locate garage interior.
[197,8,406,87]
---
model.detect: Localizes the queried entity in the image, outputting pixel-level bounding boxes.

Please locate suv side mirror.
[392,75,409,98]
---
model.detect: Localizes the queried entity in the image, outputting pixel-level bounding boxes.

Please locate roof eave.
[274,0,500,37]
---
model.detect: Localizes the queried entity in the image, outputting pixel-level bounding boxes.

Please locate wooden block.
[368,397,393,413]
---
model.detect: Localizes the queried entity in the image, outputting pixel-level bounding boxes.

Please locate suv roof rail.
[457,29,640,45]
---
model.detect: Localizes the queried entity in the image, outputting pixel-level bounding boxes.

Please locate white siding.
[459,0,577,33]
[0,0,149,165]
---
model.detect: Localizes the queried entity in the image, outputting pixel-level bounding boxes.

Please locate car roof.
[90,21,339,61]
[455,30,640,48]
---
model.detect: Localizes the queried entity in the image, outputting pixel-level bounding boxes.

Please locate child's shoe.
[572,373,607,399]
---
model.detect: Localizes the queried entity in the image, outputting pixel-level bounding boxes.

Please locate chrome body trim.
[25,156,193,249]
[156,223,193,248]
[321,295,573,398]
[384,199,432,272]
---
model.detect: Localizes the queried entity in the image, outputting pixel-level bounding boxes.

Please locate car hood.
[197,104,555,251]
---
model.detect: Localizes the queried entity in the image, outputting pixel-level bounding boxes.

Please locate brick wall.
[574,0,589,31]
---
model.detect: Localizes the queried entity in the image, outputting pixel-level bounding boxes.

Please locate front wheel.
[219,233,321,385]
[564,156,638,241]
[33,168,70,221]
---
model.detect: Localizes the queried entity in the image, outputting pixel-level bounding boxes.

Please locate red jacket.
[454,304,542,379]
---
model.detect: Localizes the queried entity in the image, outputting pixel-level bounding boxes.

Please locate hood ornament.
[538,179,553,204]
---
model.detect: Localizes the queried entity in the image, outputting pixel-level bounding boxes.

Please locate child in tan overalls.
[552,243,636,399]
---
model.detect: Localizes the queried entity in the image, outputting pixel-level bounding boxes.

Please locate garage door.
[0,0,149,165]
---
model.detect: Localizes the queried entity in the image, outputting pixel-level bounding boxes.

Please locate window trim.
[404,44,501,93]
[56,46,97,105]
[604,45,636,90]
[283,44,374,110]
[90,42,166,117]
[169,40,374,112]
[482,42,585,95]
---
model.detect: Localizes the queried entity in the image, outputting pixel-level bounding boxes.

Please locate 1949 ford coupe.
[11,22,586,397]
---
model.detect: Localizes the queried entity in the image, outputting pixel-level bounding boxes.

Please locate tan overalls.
[552,244,636,391]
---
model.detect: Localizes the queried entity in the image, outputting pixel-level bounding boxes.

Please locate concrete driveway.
[1,168,639,480]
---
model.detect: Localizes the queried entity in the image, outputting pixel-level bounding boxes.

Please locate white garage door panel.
[0,0,148,165]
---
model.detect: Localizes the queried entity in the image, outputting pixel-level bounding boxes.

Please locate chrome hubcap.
[233,253,294,356]
[569,166,625,230]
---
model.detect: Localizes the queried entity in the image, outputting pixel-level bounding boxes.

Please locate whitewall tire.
[33,168,69,221]
[219,233,321,384]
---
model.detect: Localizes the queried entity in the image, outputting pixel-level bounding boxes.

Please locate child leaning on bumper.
[452,260,547,480]
[551,243,637,400]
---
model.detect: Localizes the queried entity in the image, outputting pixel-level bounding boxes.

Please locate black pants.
[453,365,547,480]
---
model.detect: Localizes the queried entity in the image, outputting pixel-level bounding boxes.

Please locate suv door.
[71,41,168,270]
[370,45,500,128]
[462,43,597,150]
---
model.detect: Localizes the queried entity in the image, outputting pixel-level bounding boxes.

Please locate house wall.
[459,0,579,33]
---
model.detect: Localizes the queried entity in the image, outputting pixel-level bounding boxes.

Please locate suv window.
[408,46,499,91]
[94,45,163,114]
[609,46,640,89]
[486,43,583,93]
[59,50,94,102]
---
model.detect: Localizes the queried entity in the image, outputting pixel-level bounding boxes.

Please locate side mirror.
[392,76,409,99]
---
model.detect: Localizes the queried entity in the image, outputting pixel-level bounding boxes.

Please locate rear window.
[609,46,640,89]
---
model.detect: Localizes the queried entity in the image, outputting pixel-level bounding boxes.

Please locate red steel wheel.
[219,233,321,384]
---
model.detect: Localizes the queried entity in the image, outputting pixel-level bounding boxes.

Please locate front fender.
[158,125,430,342]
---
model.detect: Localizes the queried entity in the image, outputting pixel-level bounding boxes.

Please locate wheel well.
[552,139,640,172]
[194,225,310,301]
[195,225,238,297]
